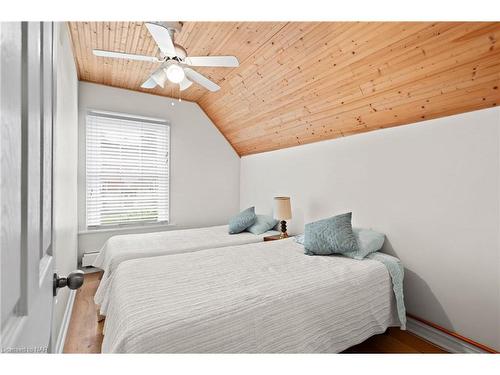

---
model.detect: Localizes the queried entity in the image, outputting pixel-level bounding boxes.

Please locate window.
[86,111,169,228]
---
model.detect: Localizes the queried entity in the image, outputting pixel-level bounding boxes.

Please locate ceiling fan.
[92,22,239,92]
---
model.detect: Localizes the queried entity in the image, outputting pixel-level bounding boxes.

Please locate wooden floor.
[64,272,104,353]
[64,272,446,354]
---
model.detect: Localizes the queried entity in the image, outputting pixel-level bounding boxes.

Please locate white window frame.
[85,109,171,230]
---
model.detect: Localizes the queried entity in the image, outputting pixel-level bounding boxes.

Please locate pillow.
[228,207,257,234]
[304,212,359,255]
[343,228,385,260]
[246,214,279,235]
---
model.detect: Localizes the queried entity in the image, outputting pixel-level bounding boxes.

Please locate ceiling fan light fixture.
[165,64,185,84]
[151,69,167,87]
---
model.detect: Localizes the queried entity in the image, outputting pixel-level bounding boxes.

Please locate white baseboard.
[54,289,77,353]
[406,317,489,353]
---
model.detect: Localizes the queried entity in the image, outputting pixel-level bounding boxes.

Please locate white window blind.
[86,111,169,228]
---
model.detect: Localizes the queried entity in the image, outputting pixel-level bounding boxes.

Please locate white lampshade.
[273,196,292,220]
[165,64,186,84]
[151,68,167,88]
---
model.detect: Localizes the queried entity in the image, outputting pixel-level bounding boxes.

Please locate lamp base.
[280,220,288,239]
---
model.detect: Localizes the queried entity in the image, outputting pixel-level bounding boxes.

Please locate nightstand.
[263,234,287,242]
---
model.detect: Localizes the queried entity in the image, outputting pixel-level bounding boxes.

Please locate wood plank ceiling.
[68,22,500,156]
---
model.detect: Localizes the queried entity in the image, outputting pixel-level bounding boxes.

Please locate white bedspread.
[101,238,399,353]
[93,225,277,306]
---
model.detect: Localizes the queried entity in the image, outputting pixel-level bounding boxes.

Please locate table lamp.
[274,196,292,238]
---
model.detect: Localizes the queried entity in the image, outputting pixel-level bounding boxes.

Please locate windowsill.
[78,223,176,235]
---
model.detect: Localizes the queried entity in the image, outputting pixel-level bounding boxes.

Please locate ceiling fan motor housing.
[173,44,187,60]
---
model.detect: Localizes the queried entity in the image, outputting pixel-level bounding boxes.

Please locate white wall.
[51,23,79,347]
[77,82,240,257]
[240,107,500,351]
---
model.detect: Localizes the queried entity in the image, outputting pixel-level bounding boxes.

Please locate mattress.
[101,238,399,353]
[93,225,278,306]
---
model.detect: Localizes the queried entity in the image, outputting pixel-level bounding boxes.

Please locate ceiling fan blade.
[179,76,193,91]
[185,56,239,67]
[145,22,177,57]
[93,49,159,63]
[141,77,157,89]
[184,68,220,92]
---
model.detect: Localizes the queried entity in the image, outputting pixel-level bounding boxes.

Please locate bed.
[93,225,278,306]
[100,238,404,353]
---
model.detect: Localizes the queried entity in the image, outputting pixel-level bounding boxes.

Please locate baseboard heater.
[406,314,498,353]
[81,251,99,267]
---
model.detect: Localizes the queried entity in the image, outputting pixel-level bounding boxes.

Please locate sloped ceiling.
[68,22,500,156]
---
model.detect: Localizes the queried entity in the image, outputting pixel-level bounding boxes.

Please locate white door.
[1,21,57,353]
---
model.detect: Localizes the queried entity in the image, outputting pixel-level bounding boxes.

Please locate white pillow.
[347,228,385,259]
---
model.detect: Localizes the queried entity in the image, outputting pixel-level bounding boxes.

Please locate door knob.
[53,270,84,296]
